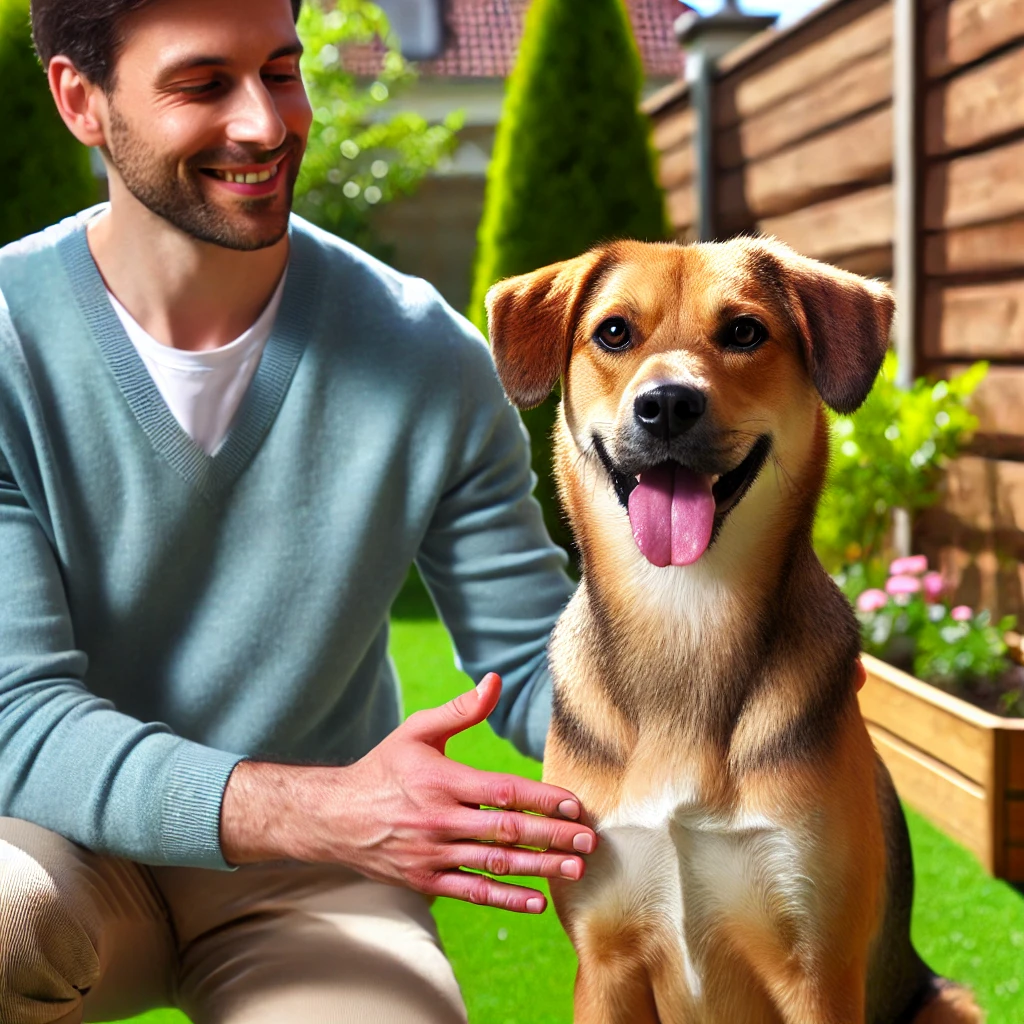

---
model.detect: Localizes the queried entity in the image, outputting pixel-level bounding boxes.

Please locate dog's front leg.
[572,956,662,1024]
[739,941,867,1024]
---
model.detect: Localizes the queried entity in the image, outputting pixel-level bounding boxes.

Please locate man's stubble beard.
[104,103,301,252]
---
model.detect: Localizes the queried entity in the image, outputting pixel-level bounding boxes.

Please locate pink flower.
[922,571,945,602]
[886,574,922,596]
[889,555,929,576]
[951,605,973,622]
[857,588,889,613]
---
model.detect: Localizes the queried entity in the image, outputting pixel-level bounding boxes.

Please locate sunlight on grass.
[107,580,1024,1024]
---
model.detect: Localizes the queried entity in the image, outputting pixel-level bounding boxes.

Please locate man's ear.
[753,239,895,415]
[47,56,108,148]
[485,248,612,409]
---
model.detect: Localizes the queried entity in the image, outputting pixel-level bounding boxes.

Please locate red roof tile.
[343,0,687,79]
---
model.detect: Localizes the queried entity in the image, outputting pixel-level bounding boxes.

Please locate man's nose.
[633,385,706,440]
[226,79,288,151]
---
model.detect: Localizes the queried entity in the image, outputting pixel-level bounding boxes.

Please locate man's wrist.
[219,759,346,866]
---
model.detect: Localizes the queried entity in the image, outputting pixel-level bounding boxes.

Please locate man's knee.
[0,836,98,1021]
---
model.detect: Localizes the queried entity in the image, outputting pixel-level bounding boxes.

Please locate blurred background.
[3,0,1024,1019]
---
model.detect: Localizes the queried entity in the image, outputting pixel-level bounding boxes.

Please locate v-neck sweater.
[106,271,286,456]
[0,209,574,870]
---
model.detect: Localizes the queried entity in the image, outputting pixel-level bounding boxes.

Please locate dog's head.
[486,238,894,573]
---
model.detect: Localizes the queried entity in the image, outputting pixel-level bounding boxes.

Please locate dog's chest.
[580,786,821,999]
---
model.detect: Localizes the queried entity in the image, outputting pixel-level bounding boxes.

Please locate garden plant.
[817,354,1022,714]
[468,0,669,558]
[294,0,461,255]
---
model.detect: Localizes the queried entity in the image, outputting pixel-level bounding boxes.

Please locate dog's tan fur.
[487,239,983,1024]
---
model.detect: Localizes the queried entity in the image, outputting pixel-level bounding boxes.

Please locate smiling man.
[0,1,594,1022]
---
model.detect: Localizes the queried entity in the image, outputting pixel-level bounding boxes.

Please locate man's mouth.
[199,157,286,191]
[592,434,772,567]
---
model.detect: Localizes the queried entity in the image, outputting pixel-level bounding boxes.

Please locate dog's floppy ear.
[485,248,612,409]
[755,240,895,415]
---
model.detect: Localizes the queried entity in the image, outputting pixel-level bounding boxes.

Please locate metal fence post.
[675,2,776,243]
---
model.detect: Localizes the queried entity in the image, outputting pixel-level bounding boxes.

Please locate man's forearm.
[220,759,343,865]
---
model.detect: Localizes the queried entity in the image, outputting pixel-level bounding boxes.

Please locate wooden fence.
[644,0,1024,618]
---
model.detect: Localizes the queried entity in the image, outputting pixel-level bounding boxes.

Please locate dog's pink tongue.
[627,464,715,567]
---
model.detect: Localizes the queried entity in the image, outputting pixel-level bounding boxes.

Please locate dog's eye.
[726,317,767,350]
[595,317,632,352]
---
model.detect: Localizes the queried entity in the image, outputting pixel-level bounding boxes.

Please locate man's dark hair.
[31,0,303,92]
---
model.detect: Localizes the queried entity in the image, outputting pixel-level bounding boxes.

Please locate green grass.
[107,585,1024,1024]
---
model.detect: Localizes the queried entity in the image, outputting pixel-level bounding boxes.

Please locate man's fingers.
[402,673,503,751]
[450,766,583,821]
[443,844,585,881]
[448,808,596,855]
[425,869,548,914]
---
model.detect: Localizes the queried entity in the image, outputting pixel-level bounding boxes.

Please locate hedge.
[0,0,96,247]
[468,0,669,560]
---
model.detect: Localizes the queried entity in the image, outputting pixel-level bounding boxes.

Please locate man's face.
[102,0,312,250]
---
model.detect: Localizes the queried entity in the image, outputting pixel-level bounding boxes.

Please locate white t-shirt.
[106,275,286,456]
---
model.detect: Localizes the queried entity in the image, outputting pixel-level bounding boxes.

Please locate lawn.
[108,579,1024,1024]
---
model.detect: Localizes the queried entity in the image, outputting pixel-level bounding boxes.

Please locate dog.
[485,238,983,1024]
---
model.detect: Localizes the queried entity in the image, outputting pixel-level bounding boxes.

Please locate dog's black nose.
[634,385,706,440]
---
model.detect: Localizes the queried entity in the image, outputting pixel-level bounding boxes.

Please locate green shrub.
[0,0,96,246]
[814,353,987,575]
[295,0,461,257]
[468,0,669,560]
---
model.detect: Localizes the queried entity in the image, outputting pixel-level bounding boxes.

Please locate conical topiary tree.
[469,0,669,562]
[0,0,97,247]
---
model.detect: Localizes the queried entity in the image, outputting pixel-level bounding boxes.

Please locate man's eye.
[180,81,221,96]
[265,73,300,84]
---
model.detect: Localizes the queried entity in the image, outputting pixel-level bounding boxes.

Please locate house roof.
[343,0,688,79]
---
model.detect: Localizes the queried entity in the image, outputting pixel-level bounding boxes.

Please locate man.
[0,0,597,1021]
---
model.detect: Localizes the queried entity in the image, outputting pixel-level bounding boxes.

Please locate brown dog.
[486,239,982,1024]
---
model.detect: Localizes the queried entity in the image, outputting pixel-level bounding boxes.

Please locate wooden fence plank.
[716,170,754,237]
[923,279,1024,358]
[1009,846,1024,879]
[723,106,892,222]
[925,137,1024,231]
[651,106,696,154]
[1010,799,1024,842]
[833,246,893,278]
[925,0,1024,80]
[927,367,1024,494]
[658,145,695,191]
[759,184,893,260]
[859,674,994,783]
[970,367,1024,438]
[924,217,1024,275]
[868,724,991,867]
[666,185,696,234]
[718,3,892,125]
[1012,732,1024,788]
[718,49,892,169]
[926,43,1024,155]
[935,456,1024,534]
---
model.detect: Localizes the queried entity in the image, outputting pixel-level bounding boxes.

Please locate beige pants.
[0,818,468,1024]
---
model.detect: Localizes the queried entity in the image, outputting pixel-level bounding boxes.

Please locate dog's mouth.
[593,435,772,567]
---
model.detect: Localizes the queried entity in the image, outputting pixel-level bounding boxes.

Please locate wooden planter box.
[859,654,1024,882]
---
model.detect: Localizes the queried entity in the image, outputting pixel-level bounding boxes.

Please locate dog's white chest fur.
[578,784,821,1002]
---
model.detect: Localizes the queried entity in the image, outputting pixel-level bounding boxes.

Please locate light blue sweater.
[0,209,574,870]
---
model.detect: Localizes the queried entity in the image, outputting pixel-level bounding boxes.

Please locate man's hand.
[220,673,597,914]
